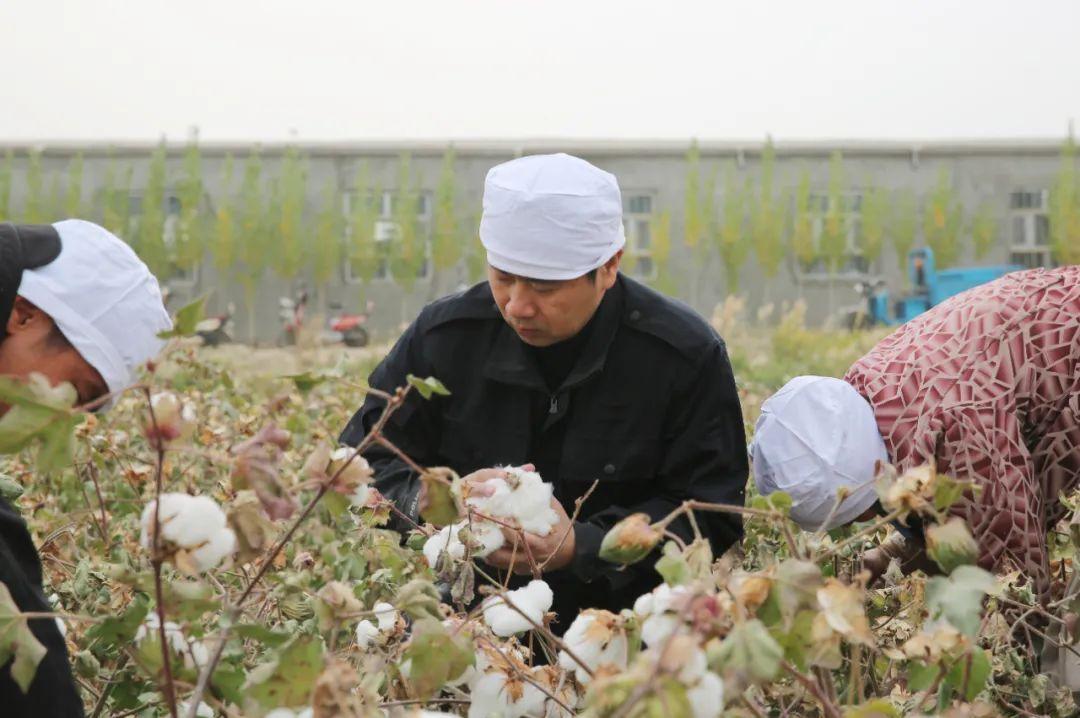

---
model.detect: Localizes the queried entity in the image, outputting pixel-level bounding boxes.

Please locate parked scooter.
[279,290,372,347]
[195,303,235,347]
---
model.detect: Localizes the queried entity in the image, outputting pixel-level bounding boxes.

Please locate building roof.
[0,137,1067,159]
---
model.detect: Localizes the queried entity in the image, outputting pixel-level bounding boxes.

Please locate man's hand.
[417,466,516,519]
[483,495,576,574]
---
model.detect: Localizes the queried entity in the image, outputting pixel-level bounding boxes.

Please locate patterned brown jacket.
[846,267,1080,602]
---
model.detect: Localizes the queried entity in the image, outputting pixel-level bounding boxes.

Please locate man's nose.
[505,286,537,319]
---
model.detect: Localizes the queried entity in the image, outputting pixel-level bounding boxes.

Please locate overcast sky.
[2,0,1078,142]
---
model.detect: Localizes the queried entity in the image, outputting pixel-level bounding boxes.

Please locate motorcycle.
[280,290,371,347]
[195,303,235,347]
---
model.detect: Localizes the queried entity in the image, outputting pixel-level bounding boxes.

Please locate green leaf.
[842,699,901,718]
[158,293,209,338]
[242,634,324,712]
[406,374,450,400]
[760,560,822,629]
[654,541,691,586]
[926,516,979,574]
[942,648,991,702]
[0,474,24,502]
[86,594,151,648]
[926,565,1000,636]
[287,371,329,394]
[401,617,474,699]
[0,375,80,473]
[232,623,291,648]
[709,618,783,684]
[419,469,461,527]
[0,581,48,693]
[907,660,941,693]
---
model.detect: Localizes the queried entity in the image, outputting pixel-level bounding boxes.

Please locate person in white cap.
[0,219,171,716]
[341,153,747,624]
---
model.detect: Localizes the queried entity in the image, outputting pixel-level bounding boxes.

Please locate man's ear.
[6,296,46,335]
[600,250,623,290]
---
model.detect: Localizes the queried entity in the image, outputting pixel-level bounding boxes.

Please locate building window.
[804,191,867,276]
[1008,189,1051,269]
[623,193,656,279]
[344,189,433,284]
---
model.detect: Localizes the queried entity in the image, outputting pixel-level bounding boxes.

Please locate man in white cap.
[341,153,747,623]
[0,219,171,715]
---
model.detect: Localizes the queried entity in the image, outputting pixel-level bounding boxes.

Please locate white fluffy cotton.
[467,670,547,718]
[422,520,506,568]
[687,671,725,718]
[482,580,553,637]
[265,709,313,718]
[178,700,214,717]
[465,468,559,537]
[557,612,629,683]
[135,613,209,669]
[634,583,691,648]
[139,493,237,572]
[355,602,398,649]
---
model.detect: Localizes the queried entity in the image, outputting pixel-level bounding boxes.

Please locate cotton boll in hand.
[465,467,559,536]
[482,580,553,637]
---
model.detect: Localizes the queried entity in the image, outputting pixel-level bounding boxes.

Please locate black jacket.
[0,498,84,716]
[340,275,747,622]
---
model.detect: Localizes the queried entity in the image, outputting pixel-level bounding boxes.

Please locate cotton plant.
[557,609,631,684]
[422,519,506,567]
[135,613,209,670]
[481,579,553,637]
[355,601,400,649]
[303,442,375,506]
[633,582,695,647]
[143,391,197,449]
[139,493,237,574]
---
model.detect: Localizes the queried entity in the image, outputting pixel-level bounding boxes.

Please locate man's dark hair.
[585,268,598,282]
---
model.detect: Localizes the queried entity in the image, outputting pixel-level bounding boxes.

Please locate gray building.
[0,138,1068,342]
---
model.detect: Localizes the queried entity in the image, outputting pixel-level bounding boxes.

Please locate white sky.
[1,0,1078,142]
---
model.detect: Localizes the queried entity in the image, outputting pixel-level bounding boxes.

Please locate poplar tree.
[137,141,169,277]
[64,153,84,218]
[716,165,749,293]
[752,138,786,293]
[213,154,237,275]
[235,149,267,342]
[820,151,847,275]
[791,170,816,270]
[923,168,965,269]
[0,150,11,221]
[347,161,380,285]
[651,208,675,295]
[892,189,918,275]
[390,153,422,291]
[970,203,999,261]
[859,185,889,269]
[1050,130,1080,264]
[310,178,342,307]
[175,135,206,273]
[25,150,44,223]
[275,145,307,281]
[432,147,462,282]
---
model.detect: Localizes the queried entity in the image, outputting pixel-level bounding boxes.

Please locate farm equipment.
[280,289,372,347]
[845,247,1020,329]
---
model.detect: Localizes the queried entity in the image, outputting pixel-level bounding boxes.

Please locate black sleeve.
[0,499,85,717]
[567,340,748,588]
[338,319,444,533]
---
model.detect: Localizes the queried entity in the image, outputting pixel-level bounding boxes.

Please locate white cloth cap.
[480,153,626,280]
[751,376,888,531]
[17,219,172,406]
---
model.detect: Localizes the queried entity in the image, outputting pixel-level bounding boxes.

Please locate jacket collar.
[483,277,625,393]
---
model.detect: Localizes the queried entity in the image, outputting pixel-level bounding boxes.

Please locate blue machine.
[851,247,1020,328]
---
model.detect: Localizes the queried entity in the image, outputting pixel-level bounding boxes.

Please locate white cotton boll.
[355,620,379,649]
[139,493,189,548]
[678,648,708,684]
[178,700,214,717]
[188,527,237,572]
[482,580,553,637]
[266,709,313,718]
[468,671,547,718]
[373,602,398,631]
[422,521,505,567]
[349,481,371,507]
[633,592,655,616]
[687,671,725,718]
[167,495,229,546]
[55,617,66,638]
[641,613,682,648]
[558,612,629,684]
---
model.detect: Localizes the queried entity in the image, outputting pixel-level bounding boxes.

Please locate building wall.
[0,139,1066,342]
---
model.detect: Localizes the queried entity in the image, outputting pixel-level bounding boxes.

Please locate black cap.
[0,223,62,340]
